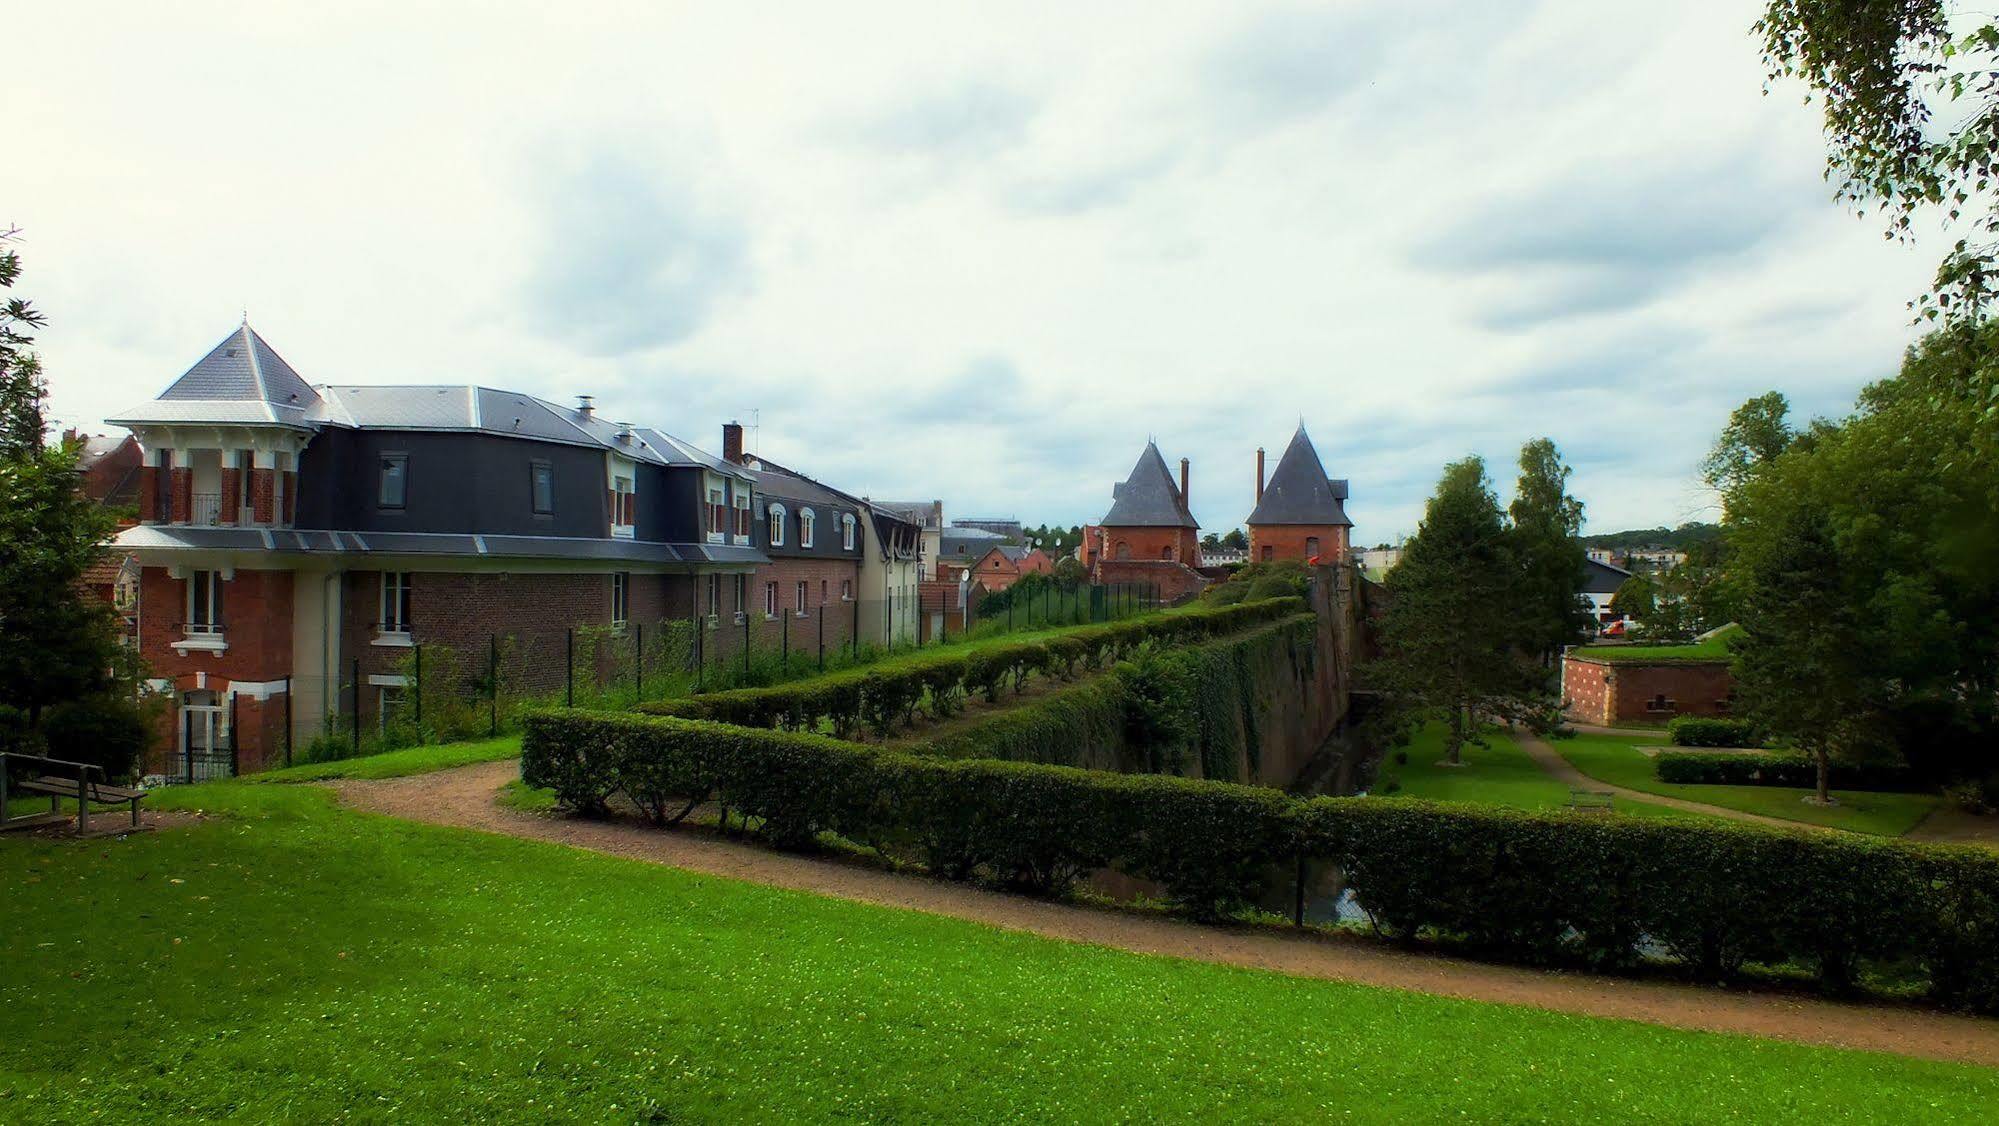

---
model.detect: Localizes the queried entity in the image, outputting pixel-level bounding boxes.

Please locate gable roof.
[1100,442,1197,529]
[1247,425,1351,527]
[1580,557,1631,595]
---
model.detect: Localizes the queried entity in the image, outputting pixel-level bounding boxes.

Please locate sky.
[7,2,1942,543]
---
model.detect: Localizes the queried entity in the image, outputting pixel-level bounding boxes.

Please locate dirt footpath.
[333,759,1999,1068]
[1515,733,1827,831]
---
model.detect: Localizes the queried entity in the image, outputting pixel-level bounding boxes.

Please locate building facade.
[1246,425,1351,563]
[1087,442,1209,601]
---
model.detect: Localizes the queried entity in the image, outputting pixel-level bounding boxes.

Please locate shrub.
[923,678,1129,768]
[1667,716,1761,747]
[41,695,150,782]
[1654,751,1921,792]
[524,707,1999,1012]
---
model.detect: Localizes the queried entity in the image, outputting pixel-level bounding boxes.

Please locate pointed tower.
[1095,441,1200,567]
[1246,425,1351,563]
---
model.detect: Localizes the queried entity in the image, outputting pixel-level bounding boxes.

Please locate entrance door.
[177,690,232,783]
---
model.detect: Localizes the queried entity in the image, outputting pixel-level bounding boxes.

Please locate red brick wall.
[169,468,192,523]
[1096,526,1200,568]
[1561,655,1735,726]
[1249,524,1349,563]
[138,466,160,522]
[249,468,274,524]
[137,566,295,773]
[1093,559,1212,603]
[218,467,242,524]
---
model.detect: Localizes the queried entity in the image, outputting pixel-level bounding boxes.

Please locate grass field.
[1552,732,1941,836]
[4,778,1995,1121]
[252,735,524,783]
[1573,625,1740,663]
[1372,725,1713,823]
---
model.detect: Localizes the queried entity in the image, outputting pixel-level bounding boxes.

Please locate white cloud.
[10,0,1936,542]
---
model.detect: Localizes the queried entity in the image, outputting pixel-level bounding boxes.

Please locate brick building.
[965,544,1052,595]
[109,322,895,778]
[1560,652,1736,726]
[1085,442,1210,601]
[1246,425,1351,563]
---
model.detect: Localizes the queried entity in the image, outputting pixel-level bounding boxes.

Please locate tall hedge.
[1654,751,1919,792]
[637,597,1309,741]
[523,708,1999,1011]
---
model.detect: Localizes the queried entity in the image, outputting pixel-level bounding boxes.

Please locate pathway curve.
[1908,803,1999,847]
[1515,733,1831,832]
[331,759,1999,1067]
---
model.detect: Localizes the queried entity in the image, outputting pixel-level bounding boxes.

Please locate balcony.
[189,493,224,526]
[172,621,227,654]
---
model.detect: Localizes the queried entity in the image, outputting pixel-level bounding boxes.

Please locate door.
[177,690,233,783]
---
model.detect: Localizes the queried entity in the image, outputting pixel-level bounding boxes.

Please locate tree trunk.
[1446,705,1465,765]
[1814,746,1831,806]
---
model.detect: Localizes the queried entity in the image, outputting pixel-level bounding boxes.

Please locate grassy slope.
[1373,726,1713,823]
[1553,732,1940,836]
[251,735,524,782]
[3,785,1993,1121]
[1574,625,1740,663]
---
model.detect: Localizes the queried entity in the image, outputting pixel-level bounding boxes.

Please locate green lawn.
[251,734,523,783]
[1575,624,1741,663]
[3,781,1994,1120]
[1373,725,1714,823]
[1552,732,1942,836]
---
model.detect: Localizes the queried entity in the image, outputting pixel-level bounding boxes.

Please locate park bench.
[0,753,146,834]
[1566,787,1615,814]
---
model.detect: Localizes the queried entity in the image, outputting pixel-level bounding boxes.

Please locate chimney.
[1179,457,1190,507]
[723,420,745,464]
[575,394,595,418]
[1256,447,1266,502]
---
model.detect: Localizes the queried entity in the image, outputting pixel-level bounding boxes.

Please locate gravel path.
[331,759,1999,1067]
[1516,733,1827,831]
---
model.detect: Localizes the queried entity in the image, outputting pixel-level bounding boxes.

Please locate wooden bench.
[1,754,146,833]
[1567,787,1615,814]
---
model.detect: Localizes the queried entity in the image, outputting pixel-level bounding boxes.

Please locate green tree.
[1701,391,1795,504]
[1609,575,1657,621]
[1365,457,1540,765]
[1220,528,1247,552]
[1507,438,1591,666]
[1757,4,1999,323]
[0,231,131,732]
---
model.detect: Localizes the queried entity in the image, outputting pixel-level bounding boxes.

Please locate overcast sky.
[10,2,1938,542]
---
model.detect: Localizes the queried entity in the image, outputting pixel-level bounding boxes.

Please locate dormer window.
[612,474,635,538]
[800,508,816,548]
[707,487,726,542]
[379,454,407,509]
[767,502,787,546]
[733,491,751,538]
[530,460,555,516]
[841,513,857,551]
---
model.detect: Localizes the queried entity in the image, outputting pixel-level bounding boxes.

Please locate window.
[734,492,752,537]
[186,570,223,633]
[795,581,808,614]
[707,488,726,540]
[1306,536,1321,557]
[380,572,412,634]
[1260,545,1274,562]
[841,513,857,550]
[378,685,406,733]
[1159,546,1172,561]
[1645,694,1676,713]
[706,574,721,619]
[235,450,254,520]
[612,475,635,535]
[379,454,408,509]
[733,574,747,616]
[274,451,290,525]
[768,503,787,546]
[764,581,778,619]
[530,461,555,515]
[821,579,829,604]
[1115,541,1131,561]
[841,578,853,601]
[612,572,629,628]
[800,508,816,547]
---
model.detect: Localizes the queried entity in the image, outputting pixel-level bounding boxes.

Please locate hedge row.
[1655,751,1920,792]
[1667,716,1761,747]
[522,708,1999,1012]
[922,676,1130,769]
[635,596,1309,739]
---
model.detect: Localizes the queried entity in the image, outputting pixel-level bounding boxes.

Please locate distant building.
[1245,425,1351,564]
[1088,441,1209,601]
[1357,547,1400,578]
[966,544,1052,594]
[1581,557,1632,625]
[1200,548,1247,567]
[950,517,1025,542]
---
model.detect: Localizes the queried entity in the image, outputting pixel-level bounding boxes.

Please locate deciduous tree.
[1507,438,1591,666]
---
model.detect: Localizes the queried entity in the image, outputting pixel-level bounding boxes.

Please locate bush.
[41,695,150,782]
[1654,751,1921,792]
[1667,716,1761,747]
[524,707,1999,1011]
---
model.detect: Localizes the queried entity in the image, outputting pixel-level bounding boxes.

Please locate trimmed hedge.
[636,597,1308,740]
[923,677,1130,769]
[1655,751,1920,792]
[523,708,1999,1010]
[1667,716,1760,747]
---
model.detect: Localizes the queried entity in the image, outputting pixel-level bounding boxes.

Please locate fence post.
[566,627,575,708]
[818,607,825,671]
[635,622,644,701]
[229,692,240,776]
[284,674,293,767]
[694,611,704,692]
[1007,597,1013,633]
[782,609,790,665]
[351,656,362,755]
[489,634,499,737]
[742,611,750,676]
[413,643,423,729]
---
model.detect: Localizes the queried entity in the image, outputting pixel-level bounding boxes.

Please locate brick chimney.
[1255,447,1266,502]
[723,420,745,464]
[1179,457,1190,507]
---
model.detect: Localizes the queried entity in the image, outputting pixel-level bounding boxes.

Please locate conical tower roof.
[1247,425,1351,526]
[1100,441,1197,528]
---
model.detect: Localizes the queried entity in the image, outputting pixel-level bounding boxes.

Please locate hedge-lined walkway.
[331,759,1999,1067]
[1514,733,1831,832]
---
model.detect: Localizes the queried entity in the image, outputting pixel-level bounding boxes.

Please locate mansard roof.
[109,323,322,428]
[1100,441,1197,529]
[1246,425,1352,527]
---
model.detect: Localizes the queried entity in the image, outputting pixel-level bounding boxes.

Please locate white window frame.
[841,513,857,551]
[795,580,808,616]
[612,474,636,539]
[733,491,752,539]
[733,574,747,618]
[379,572,413,637]
[612,572,629,629]
[841,578,853,602]
[707,487,726,544]
[764,580,778,620]
[800,508,816,548]
[706,574,721,621]
[768,502,787,547]
[186,570,223,634]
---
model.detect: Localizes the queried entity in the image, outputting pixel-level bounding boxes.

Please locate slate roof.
[1580,557,1632,595]
[112,523,768,568]
[111,324,322,428]
[1246,426,1352,527]
[942,526,1008,557]
[1100,442,1197,529]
